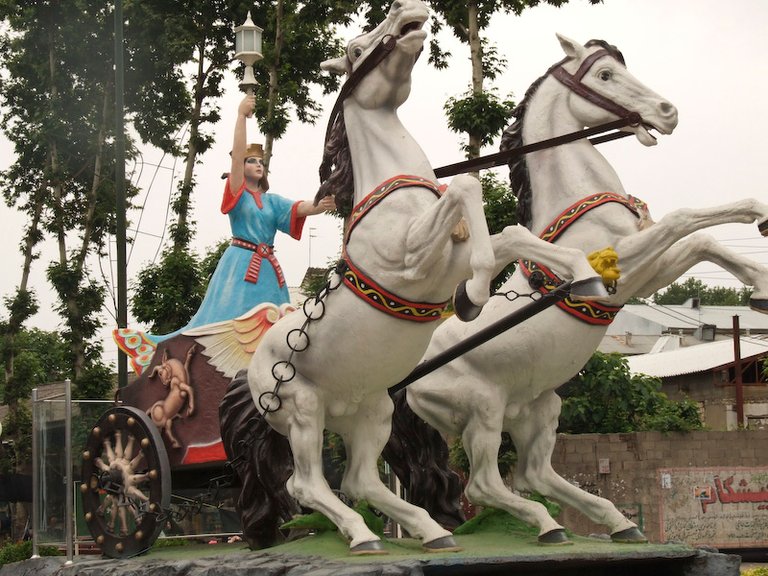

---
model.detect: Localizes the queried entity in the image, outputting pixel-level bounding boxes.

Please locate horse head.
[553,34,678,146]
[321,0,428,108]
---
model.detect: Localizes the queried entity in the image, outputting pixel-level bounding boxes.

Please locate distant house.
[599,300,768,430]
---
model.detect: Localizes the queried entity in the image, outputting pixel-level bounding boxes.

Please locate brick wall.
[547,430,768,547]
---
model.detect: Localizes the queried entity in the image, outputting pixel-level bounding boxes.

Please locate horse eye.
[599,70,612,81]
[352,46,363,59]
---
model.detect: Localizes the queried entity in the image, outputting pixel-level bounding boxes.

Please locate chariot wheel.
[80,406,171,558]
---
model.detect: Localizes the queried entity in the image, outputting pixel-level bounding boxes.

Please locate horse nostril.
[659,101,677,117]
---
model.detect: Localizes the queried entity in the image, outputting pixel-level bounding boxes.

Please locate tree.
[482,172,518,289]
[0,0,122,402]
[429,0,601,159]
[128,0,364,334]
[558,351,703,434]
[653,277,752,306]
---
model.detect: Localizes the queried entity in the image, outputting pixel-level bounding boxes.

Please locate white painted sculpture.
[405,34,768,545]
[244,5,606,555]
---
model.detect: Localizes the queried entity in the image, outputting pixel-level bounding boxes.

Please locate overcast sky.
[1,0,766,366]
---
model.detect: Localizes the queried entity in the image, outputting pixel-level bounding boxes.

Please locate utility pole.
[732,315,744,428]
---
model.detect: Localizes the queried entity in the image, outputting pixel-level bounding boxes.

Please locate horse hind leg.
[508,392,645,543]
[460,415,567,543]
[337,394,460,552]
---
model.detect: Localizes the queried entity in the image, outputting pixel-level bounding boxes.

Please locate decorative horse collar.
[519,192,646,325]
[340,175,451,322]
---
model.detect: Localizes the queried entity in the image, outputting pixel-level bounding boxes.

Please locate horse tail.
[219,370,299,549]
[383,389,465,530]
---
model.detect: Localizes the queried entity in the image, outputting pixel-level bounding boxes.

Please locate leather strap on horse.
[519,192,646,325]
[323,35,398,152]
[434,48,644,180]
[341,175,452,322]
[550,49,638,123]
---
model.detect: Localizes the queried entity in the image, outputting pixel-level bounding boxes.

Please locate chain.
[258,262,345,413]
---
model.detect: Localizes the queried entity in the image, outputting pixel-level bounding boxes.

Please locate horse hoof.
[423,535,462,553]
[569,277,609,300]
[758,218,768,237]
[350,540,388,556]
[750,298,768,314]
[452,280,483,322]
[611,527,648,543]
[538,529,572,546]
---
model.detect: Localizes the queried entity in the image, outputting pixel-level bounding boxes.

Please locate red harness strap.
[231,237,286,287]
[520,192,645,325]
[342,175,452,322]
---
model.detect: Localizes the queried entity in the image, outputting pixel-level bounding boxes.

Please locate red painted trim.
[289,201,306,240]
[182,440,227,465]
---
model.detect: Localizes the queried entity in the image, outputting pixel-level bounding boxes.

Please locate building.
[599,300,768,430]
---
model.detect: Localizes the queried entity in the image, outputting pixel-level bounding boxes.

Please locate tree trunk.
[173,39,208,251]
[263,0,285,169]
[467,0,483,159]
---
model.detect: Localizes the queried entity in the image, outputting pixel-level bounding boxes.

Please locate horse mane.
[500,39,625,229]
[316,113,354,218]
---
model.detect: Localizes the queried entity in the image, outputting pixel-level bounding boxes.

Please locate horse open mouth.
[399,20,424,38]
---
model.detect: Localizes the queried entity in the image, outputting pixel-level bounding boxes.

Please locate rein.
[323,35,397,150]
[434,48,645,179]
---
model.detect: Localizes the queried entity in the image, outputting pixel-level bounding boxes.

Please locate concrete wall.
[547,430,768,548]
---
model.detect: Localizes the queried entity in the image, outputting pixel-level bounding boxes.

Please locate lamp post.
[234,11,264,94]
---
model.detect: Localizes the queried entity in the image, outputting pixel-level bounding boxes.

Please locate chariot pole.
[389,282,573,395]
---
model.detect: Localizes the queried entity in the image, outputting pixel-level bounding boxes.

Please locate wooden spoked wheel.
[80,406,171,558]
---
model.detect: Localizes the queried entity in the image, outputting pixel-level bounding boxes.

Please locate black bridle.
[434,49,647,179]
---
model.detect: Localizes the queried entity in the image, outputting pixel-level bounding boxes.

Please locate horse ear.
[556,33,585,60]
[321,56,349,75]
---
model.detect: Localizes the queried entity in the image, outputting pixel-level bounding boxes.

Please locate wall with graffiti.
[659,467,768,547]
[547,430,768,548]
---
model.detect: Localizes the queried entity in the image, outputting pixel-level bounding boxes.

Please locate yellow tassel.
[588,247,621,284]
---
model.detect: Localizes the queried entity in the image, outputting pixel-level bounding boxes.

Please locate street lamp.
[234,11,263,93]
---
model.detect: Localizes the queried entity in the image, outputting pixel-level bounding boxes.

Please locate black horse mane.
[499,39,625,229]
[316,107,355,218]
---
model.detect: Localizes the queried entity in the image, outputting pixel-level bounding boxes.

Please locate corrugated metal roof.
[607,303,768,336]
[626,335,768,378]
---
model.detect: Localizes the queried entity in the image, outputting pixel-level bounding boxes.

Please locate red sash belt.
[231,237,285,287]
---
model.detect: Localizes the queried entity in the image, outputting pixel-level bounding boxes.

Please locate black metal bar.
[115,0,128,389]
[388,283,571,395]
[433,115,639,179]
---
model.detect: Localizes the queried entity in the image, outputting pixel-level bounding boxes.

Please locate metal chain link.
[258,263,345,413]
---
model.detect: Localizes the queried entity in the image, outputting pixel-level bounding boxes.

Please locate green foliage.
[281,510,337,533]
[1,403,31,474]
[743,568,768,576]
[454,503,559,536]
[444,90,515,154]
[0,541,60,566]
[559,352,704,434]
[482,173,518,289]
[131,249,206,335]
[652,278,752,306]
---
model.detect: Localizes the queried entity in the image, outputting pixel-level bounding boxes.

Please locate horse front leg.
[405,174,495,320]
[491,226,607,299]
[615,198,768,271]
[337,393,460,552]
[620,233,768,312]
[509,392,646,543]
[266,380,383,554]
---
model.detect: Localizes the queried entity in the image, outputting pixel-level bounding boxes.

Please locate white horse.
[405,34,768,545]
[243,5,606,555]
